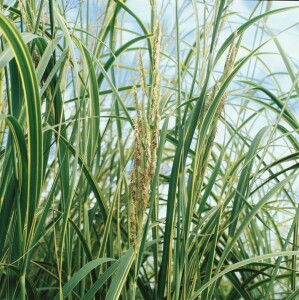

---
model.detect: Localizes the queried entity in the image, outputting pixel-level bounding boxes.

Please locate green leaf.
[54,257,115,299]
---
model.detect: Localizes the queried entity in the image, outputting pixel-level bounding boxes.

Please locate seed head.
[223,31,238,79]
[130,21,162,247]
[138,52,148,98]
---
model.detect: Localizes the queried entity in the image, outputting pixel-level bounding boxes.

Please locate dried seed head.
[133,117,142,166]
[148,22,162,179]
[150,113,160,178]
[130,201,137,245]
[133,85,140,115]
[150,74,161,120]
[140,170,150,211]
[153,22,161,78]
[130,166,137,246]
[130,167,137,199]
[130,21,163,245]
[150,150,157,179]
[223,31,238,79]
[132,86,142,166]
[150,21,162,118]
[205,84,218,114]
[138,52,148,98]
[143,109,152,176]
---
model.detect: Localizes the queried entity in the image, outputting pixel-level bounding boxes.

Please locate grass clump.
[0,0,298,299]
